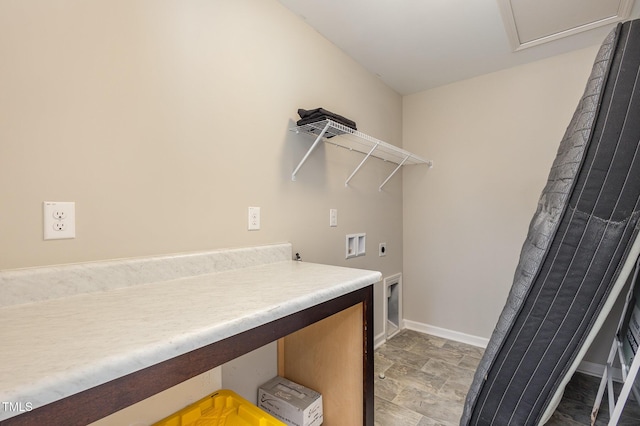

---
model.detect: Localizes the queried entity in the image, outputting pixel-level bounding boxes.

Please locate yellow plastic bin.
[153,389,286,426]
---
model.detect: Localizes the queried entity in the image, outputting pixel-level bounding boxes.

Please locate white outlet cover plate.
[43,201,76,240]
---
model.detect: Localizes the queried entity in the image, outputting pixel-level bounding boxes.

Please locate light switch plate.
[329,209,337,227]
[248,207,260,231]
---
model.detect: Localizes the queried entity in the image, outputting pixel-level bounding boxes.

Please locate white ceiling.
[277,0,640,95]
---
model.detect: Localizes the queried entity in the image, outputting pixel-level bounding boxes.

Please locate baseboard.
[403,319,489,348]
[374,331,387,350]
[401,319,618,381]
[576,360,623,382]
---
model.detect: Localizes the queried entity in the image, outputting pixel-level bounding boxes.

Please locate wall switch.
[43,201,76,240]
[248,207,260,231]
[329,209,337,227]
[379,243,387,257]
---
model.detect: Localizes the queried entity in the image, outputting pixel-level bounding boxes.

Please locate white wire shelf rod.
[345,141,380,187]
[379,154,410,191]
[291,121,331,181]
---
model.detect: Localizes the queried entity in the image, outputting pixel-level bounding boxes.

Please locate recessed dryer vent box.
[346,233,366,259]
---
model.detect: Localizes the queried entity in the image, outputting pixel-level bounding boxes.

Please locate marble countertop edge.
[0,258,380,422]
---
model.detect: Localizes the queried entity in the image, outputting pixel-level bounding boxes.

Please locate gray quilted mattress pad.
[461,19,640,426]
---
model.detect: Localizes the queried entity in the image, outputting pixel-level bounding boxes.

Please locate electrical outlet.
[43,201,76,240]
[248,207,260,231]
[379,243,387,257]
[52,210,66,220]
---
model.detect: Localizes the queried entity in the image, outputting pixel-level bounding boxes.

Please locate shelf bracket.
[379,154,410,191]
[345,141,380,187]
[291,121,331,181]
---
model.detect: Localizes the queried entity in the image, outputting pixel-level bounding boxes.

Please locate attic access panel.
[498,0,635,50]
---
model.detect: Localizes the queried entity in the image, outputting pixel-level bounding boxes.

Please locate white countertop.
[0,250,381,421]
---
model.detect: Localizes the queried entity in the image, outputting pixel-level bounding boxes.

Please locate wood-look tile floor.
[374,329,640,425]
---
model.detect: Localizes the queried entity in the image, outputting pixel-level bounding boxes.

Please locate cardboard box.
[258,376,323,426]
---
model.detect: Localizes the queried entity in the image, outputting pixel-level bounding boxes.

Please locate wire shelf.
[290,119,432,190]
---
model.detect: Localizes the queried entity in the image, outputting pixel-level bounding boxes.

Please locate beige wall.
[402,45,612,358]
[3,2,621,414]
[0,0,404,339]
